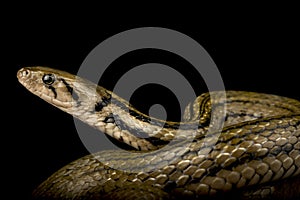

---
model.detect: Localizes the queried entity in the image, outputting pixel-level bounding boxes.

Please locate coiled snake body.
[17,67,300,199]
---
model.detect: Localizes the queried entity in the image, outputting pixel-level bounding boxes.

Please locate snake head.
[17,66,107,114]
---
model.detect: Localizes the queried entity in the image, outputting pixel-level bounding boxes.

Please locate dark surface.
[9,14,299,200]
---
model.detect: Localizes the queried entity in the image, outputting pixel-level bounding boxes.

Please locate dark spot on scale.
[60,78,73,94]
[207,165,220,175]
[104,114,115,123]
[47,85,57,98]
[60,78,79,101]
[95,96,111,112]
[145,137,169,146]
[163,123,179,129]
[95,102,103,112]
[164,181,177,192]
[129,109,151,123]
[95,101,108,112]
[270,146,282,155]
[282,143,293,152]
[238,153,253,163]
[102,95,111,105]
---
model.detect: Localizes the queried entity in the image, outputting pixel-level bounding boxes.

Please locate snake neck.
[70,89,207,151]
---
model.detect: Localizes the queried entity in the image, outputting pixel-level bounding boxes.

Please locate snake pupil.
[42,74,55,85]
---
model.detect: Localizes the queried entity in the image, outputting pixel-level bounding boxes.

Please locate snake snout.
[17,68,30,81]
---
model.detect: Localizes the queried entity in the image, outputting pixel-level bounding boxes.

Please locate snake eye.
[42,74,56,85]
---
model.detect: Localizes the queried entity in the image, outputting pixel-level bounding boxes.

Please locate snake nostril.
[24,69,29,76]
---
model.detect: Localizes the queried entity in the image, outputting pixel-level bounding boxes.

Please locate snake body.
[17,67,300,199]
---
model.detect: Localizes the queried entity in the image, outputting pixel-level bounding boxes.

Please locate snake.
[17,66,300,199]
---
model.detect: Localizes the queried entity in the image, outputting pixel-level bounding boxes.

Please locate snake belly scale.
[17,67,300,199]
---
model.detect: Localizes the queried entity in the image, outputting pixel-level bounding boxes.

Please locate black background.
[9,12,299,199]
